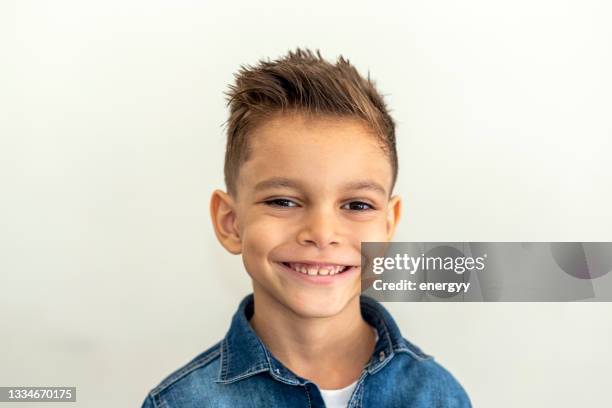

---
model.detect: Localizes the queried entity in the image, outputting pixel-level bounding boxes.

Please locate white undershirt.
[319,327,379,408]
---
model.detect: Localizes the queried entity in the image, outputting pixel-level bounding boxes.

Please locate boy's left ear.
[386,195,402,240]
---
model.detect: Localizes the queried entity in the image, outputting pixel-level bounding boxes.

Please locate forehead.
[238,113,393,195]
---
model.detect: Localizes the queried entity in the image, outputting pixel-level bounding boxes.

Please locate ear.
[386,195,402,240]
[210,189,242,254]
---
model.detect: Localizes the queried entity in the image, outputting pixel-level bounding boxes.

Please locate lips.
[280,262,353,276]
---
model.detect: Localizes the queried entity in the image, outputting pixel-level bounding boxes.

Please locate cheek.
[247,213,290,235]
[350,216,390,241]
[241,216,289,259]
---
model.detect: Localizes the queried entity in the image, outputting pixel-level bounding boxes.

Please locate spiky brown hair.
[222,47,398,197]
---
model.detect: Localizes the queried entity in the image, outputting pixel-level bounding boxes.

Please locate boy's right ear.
[210,189,242,255]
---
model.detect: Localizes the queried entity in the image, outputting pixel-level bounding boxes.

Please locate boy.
[141,48,471,407]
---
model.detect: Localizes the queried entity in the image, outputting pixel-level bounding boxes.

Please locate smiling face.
[211,112,401,318]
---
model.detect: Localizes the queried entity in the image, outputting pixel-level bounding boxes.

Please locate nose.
[296,205,341,249]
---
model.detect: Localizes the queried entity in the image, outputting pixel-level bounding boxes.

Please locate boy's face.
[211,113,401,318]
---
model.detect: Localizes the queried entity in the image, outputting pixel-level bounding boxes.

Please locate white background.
[1,1,611,407]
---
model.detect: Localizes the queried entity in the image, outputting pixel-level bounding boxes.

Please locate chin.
[284,290,357,318]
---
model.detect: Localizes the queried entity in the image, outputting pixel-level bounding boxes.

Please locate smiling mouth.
[280,262,353,276]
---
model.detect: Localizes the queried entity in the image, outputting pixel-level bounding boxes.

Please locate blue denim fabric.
[141,293,471,407]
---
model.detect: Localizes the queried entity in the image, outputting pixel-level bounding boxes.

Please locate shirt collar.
[215,293,429,385]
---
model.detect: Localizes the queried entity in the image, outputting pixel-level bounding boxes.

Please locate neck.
[249,285,376,389]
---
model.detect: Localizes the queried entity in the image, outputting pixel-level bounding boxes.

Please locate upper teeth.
[286,262,347,276]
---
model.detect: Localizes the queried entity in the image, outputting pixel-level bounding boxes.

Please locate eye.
[343,201,375,211]
[264,198,299,208]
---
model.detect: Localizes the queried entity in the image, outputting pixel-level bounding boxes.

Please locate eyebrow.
[253,177,388,197]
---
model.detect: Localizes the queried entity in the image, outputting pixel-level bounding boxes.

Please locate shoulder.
[140,340,223,408]
[393,339,472,407]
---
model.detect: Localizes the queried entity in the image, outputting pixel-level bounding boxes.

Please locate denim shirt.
[141,294,472,407]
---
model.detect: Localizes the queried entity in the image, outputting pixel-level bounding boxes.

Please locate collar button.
[379,351,385,361]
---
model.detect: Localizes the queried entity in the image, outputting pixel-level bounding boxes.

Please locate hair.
[222,47,398,198]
